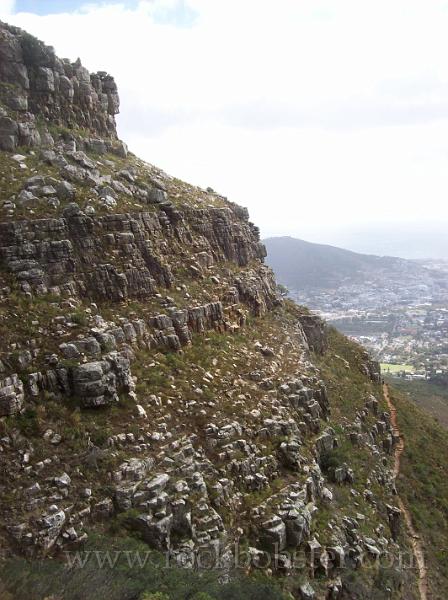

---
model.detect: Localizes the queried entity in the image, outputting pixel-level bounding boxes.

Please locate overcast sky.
[2,0,448,254]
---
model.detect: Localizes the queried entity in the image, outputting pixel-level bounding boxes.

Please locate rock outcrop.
[0,20,417,600]
[0,374,24,416]
[0,20,122,150]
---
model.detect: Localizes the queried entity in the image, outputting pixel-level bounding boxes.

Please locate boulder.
[135,513,173,551]
[298,314,327,354]
[70,352,131,407]
[327,545,345,568]
[93,498,114,519]
[386,504,401,541]
[18,121,41,147]
[334,463,354,485]
[146,474,170,496]
[260,515,287,552]
[37,508,66,550]
[55,180,75,199]
[54,473,71,488]
[0,375,24,416]
[17,189,39,207]
[0,116,18,151]
[279,438,302,469]
[36,67,55,92]
[280,504,311,547]
[315,428,336,455]
[299,582,315,600]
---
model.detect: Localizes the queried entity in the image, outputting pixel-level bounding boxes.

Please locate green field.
[381,363,413,373]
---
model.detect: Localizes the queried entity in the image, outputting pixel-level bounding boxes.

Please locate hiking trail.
[383,383,429,600]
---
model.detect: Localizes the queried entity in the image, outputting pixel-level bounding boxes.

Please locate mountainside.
[263,236,439,290]
[0,21,443,600]
[385,377,448,430]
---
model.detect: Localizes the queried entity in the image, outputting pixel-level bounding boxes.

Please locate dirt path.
[383,384,429,600]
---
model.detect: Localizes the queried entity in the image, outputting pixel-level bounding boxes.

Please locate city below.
[289,258,448,382]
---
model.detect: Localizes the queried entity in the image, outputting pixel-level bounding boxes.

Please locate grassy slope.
[0,534,287,600]
[389,385,448,598]
[0,315,420,600]
[0,306,303,600]
[313,327,418,600]
[0,295,438,600]
[387,378,448,429]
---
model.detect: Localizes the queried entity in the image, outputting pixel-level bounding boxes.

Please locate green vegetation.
[12,406,43,437]
[310,326,419,596]
[388,378,448,429]
[381,363,414,374]
[0,534,287,600]
[316,326,384,420]
[389,385,448,599]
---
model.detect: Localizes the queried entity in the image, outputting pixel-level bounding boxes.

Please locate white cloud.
[0,0,15,18]
[6,0,448,244]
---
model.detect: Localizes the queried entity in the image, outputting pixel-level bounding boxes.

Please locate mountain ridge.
[0,21,444,600]
[263,235,439,290]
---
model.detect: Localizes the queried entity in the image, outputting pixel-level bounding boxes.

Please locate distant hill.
[263,236,437,289]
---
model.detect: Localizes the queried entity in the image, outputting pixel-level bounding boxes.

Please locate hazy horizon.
[262,223,448,260]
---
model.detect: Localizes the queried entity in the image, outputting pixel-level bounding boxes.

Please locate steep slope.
[0,21,438,600]
[383,385,428,600]
[385,378,448,430]
[263,236,438,290]
[388,386,448,599]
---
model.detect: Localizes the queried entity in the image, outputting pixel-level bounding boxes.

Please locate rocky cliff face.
[0,20,122,151]
[0,23,417,600]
